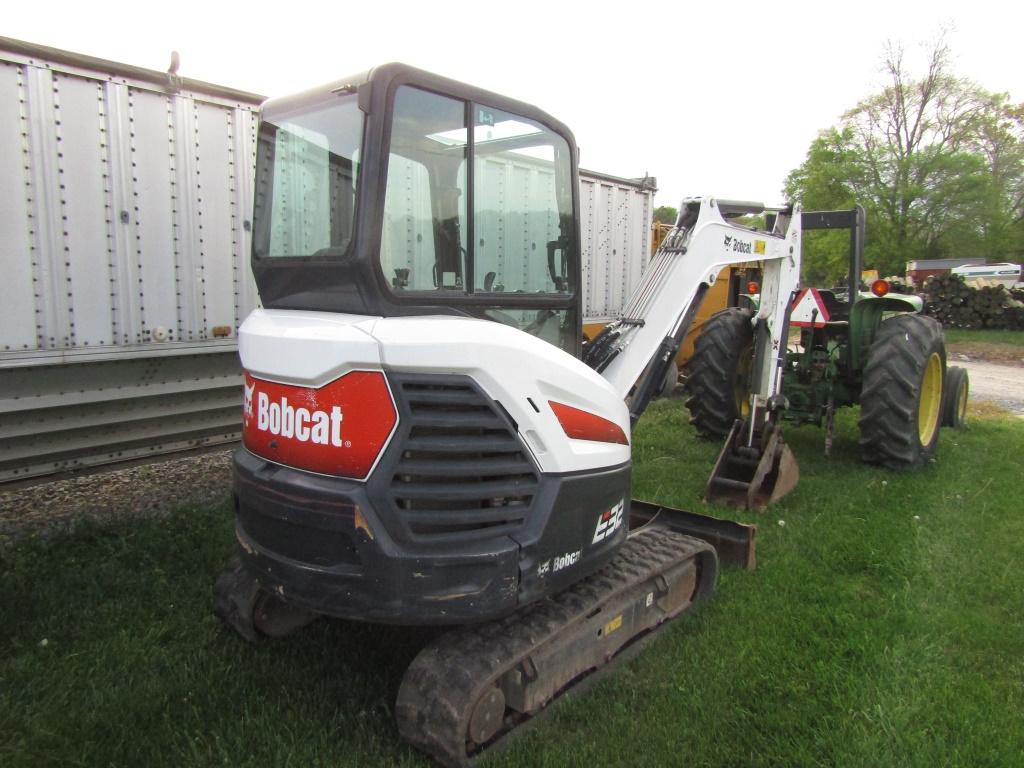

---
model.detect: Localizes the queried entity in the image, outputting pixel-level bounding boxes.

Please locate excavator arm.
[584,197,803,509]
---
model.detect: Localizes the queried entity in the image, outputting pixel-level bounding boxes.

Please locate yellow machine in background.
[651,221,674,254]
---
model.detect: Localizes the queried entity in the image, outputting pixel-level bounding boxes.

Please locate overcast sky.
[7,0,1022,209]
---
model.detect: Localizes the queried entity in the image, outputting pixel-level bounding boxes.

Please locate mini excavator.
[214,63,802,765]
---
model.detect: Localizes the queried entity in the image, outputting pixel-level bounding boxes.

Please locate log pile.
[885,276,915,295]
[921,273,1024,330]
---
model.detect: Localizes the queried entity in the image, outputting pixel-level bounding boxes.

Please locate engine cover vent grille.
[385,375,539,542]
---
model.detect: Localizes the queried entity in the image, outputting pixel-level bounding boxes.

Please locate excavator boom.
[586,199,800,417]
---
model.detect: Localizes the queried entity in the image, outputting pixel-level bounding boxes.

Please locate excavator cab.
[230,64,639,629]
[251,63,581,354]
[219,63,762,765]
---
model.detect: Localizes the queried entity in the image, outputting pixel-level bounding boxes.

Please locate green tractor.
[684,206,969,470]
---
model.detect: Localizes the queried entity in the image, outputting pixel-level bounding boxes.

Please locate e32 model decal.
[592,499,625,544]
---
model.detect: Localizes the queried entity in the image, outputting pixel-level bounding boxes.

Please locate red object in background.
[549,401,629,445]
[242,371,397,479]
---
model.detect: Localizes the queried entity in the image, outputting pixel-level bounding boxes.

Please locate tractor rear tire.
[942,366,969,428]
[858,314,946,469]
[684,308,754,439]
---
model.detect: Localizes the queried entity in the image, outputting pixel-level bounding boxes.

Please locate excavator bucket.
[705,419,799,512]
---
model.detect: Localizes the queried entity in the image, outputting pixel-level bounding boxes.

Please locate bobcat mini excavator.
[214,63,802,765]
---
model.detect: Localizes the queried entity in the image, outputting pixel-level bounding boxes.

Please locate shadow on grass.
[0,506,438,766]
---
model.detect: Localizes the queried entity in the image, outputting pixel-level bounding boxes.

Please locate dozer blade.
[705,419,799,512]
[629,499,757,570]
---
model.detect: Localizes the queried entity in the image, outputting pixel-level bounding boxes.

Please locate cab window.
[381,86,575,298]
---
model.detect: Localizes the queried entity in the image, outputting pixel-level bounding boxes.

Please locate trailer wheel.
[684,308,754,439]
[942,366,969,428]
[858,314,946,469]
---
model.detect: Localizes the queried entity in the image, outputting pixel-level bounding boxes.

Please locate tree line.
[785,40,1023,284]
[655,40,1023,287]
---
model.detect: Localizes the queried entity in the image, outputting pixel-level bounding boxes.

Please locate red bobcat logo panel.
[242,371,398,480]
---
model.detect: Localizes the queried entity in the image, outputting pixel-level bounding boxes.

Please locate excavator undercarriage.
[215,502,755,767]
[397,527,716,766]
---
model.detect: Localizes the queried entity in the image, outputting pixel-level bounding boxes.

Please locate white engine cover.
[238,309,631,476]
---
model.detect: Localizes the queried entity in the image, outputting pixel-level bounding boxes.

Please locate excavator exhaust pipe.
[705,419,799,512]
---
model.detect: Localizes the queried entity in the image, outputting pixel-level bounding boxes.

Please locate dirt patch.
[967,400,1021,420]
[946,342,1024,367]
[953,359,1024,417]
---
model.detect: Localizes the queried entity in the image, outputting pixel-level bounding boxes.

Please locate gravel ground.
[951,357,1024,417]
[0,448,234,543]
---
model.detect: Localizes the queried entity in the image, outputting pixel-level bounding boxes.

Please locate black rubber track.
[684,308,754,439]
[942,366,969,428]
[858,314,946,469]
[394,528,714,767]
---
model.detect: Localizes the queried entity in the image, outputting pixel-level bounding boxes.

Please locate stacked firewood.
[921,273,1024,330]
[885,276,915,295]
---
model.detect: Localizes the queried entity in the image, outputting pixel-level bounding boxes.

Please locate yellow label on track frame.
[603,614,623,636]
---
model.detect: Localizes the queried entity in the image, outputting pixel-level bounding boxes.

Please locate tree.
[786,39,1024,282]
[973,100,1024,260]
[784,127,865,284]
[653,205,678,225]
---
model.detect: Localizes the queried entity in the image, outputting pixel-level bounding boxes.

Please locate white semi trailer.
[0,38,654,482]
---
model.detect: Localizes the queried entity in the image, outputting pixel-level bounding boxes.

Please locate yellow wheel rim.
[735,343,753,419]
[918,353,942,445]
[957,377,968,424]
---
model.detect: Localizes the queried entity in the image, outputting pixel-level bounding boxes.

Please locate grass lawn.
[943,328,1024,347]
[2,400,1023,767]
